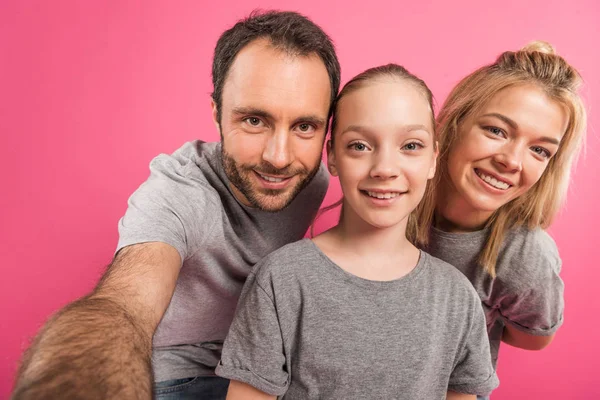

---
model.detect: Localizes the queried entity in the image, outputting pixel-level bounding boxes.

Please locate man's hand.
[12,242,181,400]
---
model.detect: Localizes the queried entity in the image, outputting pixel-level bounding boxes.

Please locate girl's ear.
[428,141,439,179]
[326,139,338,176]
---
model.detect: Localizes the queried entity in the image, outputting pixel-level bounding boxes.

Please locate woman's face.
[444,84,568,223]
[328,79,437,230]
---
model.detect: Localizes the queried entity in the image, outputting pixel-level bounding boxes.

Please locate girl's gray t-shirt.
[426,226,564,369]
[216,239,499,398]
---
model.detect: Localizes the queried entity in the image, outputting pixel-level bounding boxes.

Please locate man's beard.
[221,146,320,212]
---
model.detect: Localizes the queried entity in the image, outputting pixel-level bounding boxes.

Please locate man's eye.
[298,123,312,132]
[245,117,262,126]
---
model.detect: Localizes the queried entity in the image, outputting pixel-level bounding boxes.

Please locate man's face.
[213,39,331,212]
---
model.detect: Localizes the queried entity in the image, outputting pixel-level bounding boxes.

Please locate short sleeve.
[448,290,499,396]
[216,271,290,396]
[496,245,564,336]
[116,153,218,262]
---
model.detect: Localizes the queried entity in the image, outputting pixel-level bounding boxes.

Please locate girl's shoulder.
[251,238,322,282]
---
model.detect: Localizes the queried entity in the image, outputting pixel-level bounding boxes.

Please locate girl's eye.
[349,142,368,151]
[403,142,423,151]
[531,146,551,159]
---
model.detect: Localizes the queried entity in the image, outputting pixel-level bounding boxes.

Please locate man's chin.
[250,191,295,212]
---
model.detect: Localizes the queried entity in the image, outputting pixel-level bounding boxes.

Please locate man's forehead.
[221,40,331,118]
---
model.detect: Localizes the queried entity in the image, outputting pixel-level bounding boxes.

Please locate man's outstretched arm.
[12,242,181,400]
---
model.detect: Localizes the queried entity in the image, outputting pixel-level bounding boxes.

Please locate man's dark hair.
[211,10,341,123]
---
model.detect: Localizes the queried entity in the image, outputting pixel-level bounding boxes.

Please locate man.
[13,10,340,400]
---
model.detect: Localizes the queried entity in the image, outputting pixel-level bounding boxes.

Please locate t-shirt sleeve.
[216,269,290,396]
[495,240,564,336]
[448,289,499,396]
[116,153,218,262]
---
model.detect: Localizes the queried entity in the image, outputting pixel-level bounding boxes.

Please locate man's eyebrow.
[232,107,326,127]
[232,107,274,120]
[291,115,327,127]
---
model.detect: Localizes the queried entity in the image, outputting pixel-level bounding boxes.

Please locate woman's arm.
[227,380,276,400]
[447,390,475,400]
[502,324,555,350]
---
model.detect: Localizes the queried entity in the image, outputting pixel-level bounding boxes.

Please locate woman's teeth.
[476,170,510,190]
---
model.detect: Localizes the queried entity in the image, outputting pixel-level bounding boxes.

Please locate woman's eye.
[485,126,505,136]
[403,142,423,151]
[531,146,551,159]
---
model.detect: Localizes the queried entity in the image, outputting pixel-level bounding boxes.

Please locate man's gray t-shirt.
[116,140,329,382]
[216,239,499,399]
[426,226,564,369]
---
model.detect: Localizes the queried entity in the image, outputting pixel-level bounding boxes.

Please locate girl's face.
[444,84,568,222]
[328,79,437,230]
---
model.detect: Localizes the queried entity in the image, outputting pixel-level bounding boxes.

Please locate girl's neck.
[313,206,420,281]
[334,216,413,256]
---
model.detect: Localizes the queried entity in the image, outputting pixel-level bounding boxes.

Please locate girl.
[416,42,587,399]
[216,64,498,399]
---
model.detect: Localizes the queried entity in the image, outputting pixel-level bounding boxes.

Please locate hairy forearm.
[13,295,153,400]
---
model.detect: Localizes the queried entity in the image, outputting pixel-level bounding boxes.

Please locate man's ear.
[327,139,338,176]
[210,100,221,134]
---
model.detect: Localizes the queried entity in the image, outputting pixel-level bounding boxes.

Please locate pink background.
[1,1,598,398]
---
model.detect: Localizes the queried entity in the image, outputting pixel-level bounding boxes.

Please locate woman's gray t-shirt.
[426,226,564,369]
[217,239,499,398]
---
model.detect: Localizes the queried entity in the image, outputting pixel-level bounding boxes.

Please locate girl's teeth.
[260,174,284,183]
[477,171,509,190]
[367,191,399,199]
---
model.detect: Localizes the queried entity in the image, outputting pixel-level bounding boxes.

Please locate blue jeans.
[154,376,230,400]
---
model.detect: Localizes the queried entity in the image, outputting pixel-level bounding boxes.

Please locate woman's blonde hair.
[415,41,587,277]
[311,63,436,240]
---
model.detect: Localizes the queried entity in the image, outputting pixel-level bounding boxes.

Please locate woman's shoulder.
[503,226,560,262]
[498,227,562,282]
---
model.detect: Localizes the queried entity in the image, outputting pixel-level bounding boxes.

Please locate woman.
[416,41,587,399]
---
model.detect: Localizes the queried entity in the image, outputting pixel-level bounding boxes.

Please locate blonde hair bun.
[520,40,556,55]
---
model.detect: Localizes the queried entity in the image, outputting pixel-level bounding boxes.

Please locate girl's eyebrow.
[340,124,431,136]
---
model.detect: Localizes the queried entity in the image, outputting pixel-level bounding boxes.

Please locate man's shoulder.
[144,140,222,196]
